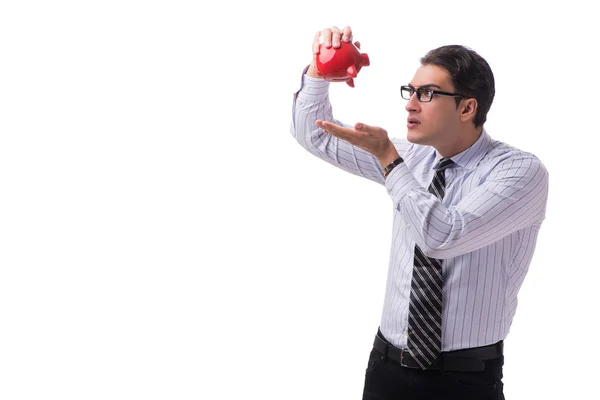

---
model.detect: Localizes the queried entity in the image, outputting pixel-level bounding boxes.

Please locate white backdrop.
[1,1,598,399]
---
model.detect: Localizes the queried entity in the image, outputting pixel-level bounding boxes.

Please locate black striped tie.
[407,157,454,369]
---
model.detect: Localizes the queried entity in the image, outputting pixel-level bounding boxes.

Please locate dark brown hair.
[421,45,495,127]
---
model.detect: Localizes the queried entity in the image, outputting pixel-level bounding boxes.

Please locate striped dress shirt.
[291,74,549,351]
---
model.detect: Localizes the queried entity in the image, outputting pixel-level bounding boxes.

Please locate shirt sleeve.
[385,154,549,259]
[290,69,387,184]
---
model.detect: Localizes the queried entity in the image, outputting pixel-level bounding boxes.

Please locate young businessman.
[290,26,549,400]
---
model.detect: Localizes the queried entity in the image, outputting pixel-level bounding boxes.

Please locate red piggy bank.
[316,41,370,87]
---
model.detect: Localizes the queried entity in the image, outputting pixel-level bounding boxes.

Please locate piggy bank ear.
[347,65,357,78]
[354,41,361,49]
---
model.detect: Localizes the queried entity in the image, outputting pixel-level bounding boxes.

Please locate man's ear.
[460,98,478,123]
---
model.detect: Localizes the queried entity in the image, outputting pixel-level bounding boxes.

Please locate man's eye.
[419,89,433,99]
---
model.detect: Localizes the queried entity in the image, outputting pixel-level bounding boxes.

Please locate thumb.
[355,122,370,131]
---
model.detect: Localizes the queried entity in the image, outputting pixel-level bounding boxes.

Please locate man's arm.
[291,74,388,184]
[317,114,549,259]
[291,26,407,184]
[386,153,549,259]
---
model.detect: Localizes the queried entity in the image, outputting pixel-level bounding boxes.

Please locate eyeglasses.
[400,85,465,103]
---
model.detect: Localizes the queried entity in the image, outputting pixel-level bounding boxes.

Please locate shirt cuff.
[295,67,330,101]
[384,162,422,203]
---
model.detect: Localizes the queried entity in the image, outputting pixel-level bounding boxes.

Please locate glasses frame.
[400,85,465,103]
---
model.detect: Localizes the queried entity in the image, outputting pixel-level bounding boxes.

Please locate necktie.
[407,157,454,369]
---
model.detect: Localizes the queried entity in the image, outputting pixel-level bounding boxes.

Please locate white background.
[1,1,598,399]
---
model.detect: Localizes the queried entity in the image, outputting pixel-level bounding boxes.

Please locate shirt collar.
[434,129,492,171]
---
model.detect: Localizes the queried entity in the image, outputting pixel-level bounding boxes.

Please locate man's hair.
[420,45,495,127]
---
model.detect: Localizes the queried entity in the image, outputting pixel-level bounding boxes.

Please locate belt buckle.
[400,349,420,369]
[400,349,410,367]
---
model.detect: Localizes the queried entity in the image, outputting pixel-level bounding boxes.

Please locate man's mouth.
[407,118,420,128]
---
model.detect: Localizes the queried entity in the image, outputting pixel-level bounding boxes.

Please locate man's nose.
[405,93,420,113]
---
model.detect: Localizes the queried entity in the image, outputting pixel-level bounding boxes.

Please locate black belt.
[373,331,503,372]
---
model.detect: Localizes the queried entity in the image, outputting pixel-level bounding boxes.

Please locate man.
[290,26,549,400]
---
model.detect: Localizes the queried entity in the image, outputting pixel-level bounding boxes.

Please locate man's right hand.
[306,26,358,79]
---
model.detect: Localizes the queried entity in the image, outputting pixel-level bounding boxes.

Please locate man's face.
[404,64,462,147]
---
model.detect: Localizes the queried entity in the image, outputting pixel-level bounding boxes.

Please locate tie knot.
[434,158,454,172]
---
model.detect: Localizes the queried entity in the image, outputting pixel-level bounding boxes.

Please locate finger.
[354,122,388,138]
[341,26,353,42]
[312,30,321,54]
[331,26,342,48]
[317,120,365,141]
[322,27,333,48]
[316,120,345,137]
[354,41,361,49]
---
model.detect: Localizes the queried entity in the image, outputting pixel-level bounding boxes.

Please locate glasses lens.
[401,86,413,100]
[418,88,433,102]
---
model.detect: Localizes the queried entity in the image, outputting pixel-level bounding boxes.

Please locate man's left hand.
[316,120,400,168]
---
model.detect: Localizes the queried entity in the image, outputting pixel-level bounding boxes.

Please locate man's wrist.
[378,143,400,168]
[306,62,321,79]
[383,156,404,178]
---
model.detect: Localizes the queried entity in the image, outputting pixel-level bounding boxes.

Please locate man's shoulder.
[482,139,548,181]
[485,139,545,166]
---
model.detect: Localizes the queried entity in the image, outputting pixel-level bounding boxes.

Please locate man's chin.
[406,130,428,145]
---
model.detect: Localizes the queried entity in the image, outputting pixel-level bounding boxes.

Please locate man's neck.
[437,127,483,158]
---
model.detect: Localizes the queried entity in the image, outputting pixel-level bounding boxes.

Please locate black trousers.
[362,338,505,400]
